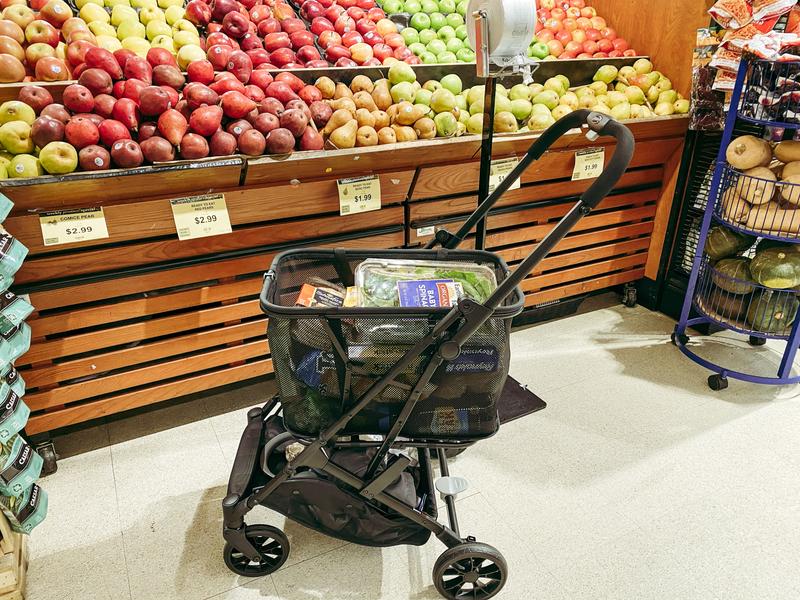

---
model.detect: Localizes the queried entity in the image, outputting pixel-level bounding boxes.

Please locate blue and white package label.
[396,279,463,308]
[444,346,499,374]
[296,350,336,389]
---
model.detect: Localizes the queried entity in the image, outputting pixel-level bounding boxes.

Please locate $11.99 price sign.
[337,175,381,216]
[170,193,232,241]
[39,207,109,246]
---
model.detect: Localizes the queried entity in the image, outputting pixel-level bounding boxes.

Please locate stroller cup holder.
[222,110,635,600]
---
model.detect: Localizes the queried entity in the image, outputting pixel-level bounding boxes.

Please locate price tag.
[488,157,521,195]
[416,225,436,237]
[337,175,381,216]
[572,148,605,181]
[39,207,109,246]
[170,193,232,241]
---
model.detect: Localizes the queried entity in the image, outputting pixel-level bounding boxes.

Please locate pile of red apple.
[185,0,415,69]
[0,0,81,83]
[533,0,638,60]
[14,47,331,175]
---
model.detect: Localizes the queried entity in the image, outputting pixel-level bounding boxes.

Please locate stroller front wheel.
[223,525,290,577]
[433,542,508,600]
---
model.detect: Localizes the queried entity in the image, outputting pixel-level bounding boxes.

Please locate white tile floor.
[25,298,800,600]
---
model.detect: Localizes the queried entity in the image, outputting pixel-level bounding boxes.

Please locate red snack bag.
[709,0,752,29]
[752,0,796,22]
[786,6,800,33]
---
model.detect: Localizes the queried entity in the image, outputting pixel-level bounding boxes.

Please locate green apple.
[171,19,198,34]
[404,0,421,12]
[401,27,419,45]
[455,47,474,62]
[121,36,151,57]
[438,0,455,12]
[0,122,32,155]
[510,99,532,121]
[97,34,123,51]
[408,41,426,56]
[146,19,171,40]
[445,13,463,29]
[418,28,437,44]
[429,12,446,30]
[8,154,42,178]
[39,141,78,175]
[430,88,456,113]
[437,25,455,41]
[150,34,175,52]
[80,3,111,23]
[139,6,165,24]
[440,73,462,95]
[90,21,117,36]
[426,38,446,55]
[173,29,199,48]
[455,24,467,40]
[419,51,437,64]
[157,0,182,7]
[117,19,146,39]
[164,5,183,24]
[509,84,531,101]
[176,43,204,69]
[0,102,35,126]
[382,0,401,12]
[445,37,462,53]
[421,0,437,13]
[111,4,138,25]
[456,0,467,15]
[436,51,456,63]
[409,12,430,31]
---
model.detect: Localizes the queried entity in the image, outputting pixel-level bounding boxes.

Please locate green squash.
[746,292,799,333]
[750,248,800,288]
[704,226,756,261]
[700,286,749,322]
[755,238,798,253]
[711,258,755,294]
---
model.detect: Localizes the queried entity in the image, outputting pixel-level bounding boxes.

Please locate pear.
[560,92,579,110]
[674,99,690,114]
[658,90,678,105]
[372,110,390,129]
[334,82,353,100]
[350,75,374,94]
[353,91,377,112]
[511,99,532,121]
[509,84,531,101]
[625,86,646,105]
[413,117,436,139]
[493,111,517,133]
[391,124,417,142]
[388,62,416,85]
[329,119,357,149]
[618,66,637,83]
[391,82,415,104]
[423,80,441,93]
[589,81,607,95]
[593,65,618,84]
[610,102,632,120]
[371,82,393,111]
[377,126,396,144]
[435,112,459,137]
[467,85,484,106]
[552,105,572,120]
[466,113,483,134]
[322,109,355,136]
[633,58,653,74]
[329,98,356,116]
[355,108,376,128]
[356,125,378,147]
[606,91,627,108]
[654,102,675,116]
[528,83,545,97]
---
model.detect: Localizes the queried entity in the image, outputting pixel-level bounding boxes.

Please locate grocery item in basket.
[700,286,750,321]
[704,226,757,261]
[750,247,800,287]
[0,384,28,444]
[712,258,757,294]
[735,167,777,205]
[746,291,799,332]
[0,435,42,496]
[721,192,751,223]
[355,259,497,308]
[296,350,339,397]
[746,202,800,235]
[0,322,30,368]
[709,0,752,29]
[396,280,463,308]
[752,0,797,22]
[0,232,27,293]
[726,136,772,171]
[295,278,346,308]
[0,483,47,534]
[0,291,32,329]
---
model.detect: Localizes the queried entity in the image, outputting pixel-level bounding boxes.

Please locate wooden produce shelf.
[0,516,26,600]
[0,115,687,435]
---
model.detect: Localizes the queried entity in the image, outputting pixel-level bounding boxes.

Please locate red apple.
[211,0,239,22]
[281,17,306,34]
[371,42,391,61]
[596,38,613,53]
[185,0,212,26]
[34,56,68,81]
[269,47,296,67]
[226,49,252,83]
[39,0,70,28]
[334,14,355,34]
[341,30,362,47]
[296,44,320,63]
[257,17,280,36]
[264,31,291,51]
[24,19,58,47]
[246,48,271,66]
[18,84,52,113]
[222,10,249,38]
[206,31,234,47]
[249,5,271,23]
[290,29,313,49]
[612,38,629,52]
[318,29,341,49]
[66,39,93,67]
[64,116,100,149]
[334,57,356,67]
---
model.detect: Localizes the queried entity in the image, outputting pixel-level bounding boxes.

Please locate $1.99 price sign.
[40,207,109,246]
[572,147,605,181]
[488,157,521,195]
[337,175,381,216]
[170,193,232,241]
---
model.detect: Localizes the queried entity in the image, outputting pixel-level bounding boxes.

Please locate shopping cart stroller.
[222,110,634,599]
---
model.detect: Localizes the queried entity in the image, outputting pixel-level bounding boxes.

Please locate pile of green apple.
[380,0,474,63]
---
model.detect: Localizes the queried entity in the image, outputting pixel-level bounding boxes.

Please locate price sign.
[170,193,232,241]
[572,147,605,181]
[488,157,521,195]
[337,175,381,216]
[39,207,109,246]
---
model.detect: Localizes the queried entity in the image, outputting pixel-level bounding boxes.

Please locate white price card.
[40,207,109,246]
[338,175,381,216]
[572,147,605,181]
[488,157,521,195]
[170,193,232,241]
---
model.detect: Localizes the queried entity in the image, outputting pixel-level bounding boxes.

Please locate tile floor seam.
[108,432,135,600]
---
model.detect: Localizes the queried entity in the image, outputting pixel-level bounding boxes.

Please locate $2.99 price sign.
[170,193,232,241]
[39,207,109,246]
[337,175,381,216]
[572,147,605,181]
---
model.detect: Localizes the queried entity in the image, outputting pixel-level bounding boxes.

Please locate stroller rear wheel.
[433,542,507,599]
[223,525,290,577]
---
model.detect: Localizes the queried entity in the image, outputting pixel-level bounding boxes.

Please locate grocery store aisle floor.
[25,296,800,600]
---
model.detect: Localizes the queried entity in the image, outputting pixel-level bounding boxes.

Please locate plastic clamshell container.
[354,258,498,308]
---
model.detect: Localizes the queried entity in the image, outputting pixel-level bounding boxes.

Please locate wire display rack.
[674,56,800,390]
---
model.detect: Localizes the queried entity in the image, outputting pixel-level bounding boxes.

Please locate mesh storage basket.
[260,248,525,440]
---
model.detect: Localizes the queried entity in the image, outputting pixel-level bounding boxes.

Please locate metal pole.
[475,76,496,250]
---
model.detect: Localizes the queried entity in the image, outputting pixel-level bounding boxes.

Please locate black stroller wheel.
[223,525,290,577]
[433,542,507,600]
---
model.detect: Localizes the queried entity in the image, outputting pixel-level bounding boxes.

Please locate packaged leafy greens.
[0,230,27,293]
[0,194,12,223]
[0,483,47,534]
[0,291,33,328]
[354,259,497,308]
[0,383,28,444]
[0,435,42,496]
[0,321,30,369]
[0,365,24,398]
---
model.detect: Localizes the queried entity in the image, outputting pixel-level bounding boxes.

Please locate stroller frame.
[222,110,634,599]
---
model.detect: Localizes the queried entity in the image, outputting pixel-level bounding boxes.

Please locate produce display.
[720,137,800,237]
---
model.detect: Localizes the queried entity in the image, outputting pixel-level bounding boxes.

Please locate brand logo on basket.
[444,347,499,373]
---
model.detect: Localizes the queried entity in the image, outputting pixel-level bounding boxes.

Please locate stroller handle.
[428,110,636,252]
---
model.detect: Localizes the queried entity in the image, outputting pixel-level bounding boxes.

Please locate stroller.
[222,110,634,599]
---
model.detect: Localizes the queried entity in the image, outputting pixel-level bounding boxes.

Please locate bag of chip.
[0,195,12,224]
[0,322,30,369]
[0,365,24,399]
[0,383,28,444]
[709,0,752,29]
[0,231,27,294]
[0,291,33,329]
[0,483,47,534]
[0,435,42,496]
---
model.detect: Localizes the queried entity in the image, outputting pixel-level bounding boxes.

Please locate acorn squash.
[750,247,800,288]
[704,226,756,261]
[711,258,755,294]
[746,292,798,333]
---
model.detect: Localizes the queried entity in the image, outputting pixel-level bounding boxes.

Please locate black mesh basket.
[260,248,525,441]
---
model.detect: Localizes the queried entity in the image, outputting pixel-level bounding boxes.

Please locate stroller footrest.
[360,453,414,500]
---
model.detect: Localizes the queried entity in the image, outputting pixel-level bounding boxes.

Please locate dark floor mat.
[498,377,546,424]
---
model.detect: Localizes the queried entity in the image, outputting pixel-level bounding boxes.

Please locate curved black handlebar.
[428,110,636,251]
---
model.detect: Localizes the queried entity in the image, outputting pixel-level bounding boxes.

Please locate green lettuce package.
[0,382,28,444]
[0,483,47,534]
[0,435,42,496]
[354,259,497,308]
[0,194,12,223]
[0,231,27,293]
[0,322,30,368]
[0,291,33,329]
[0,365,24,398]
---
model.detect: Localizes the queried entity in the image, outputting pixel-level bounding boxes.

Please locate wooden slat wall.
[0,117,687,434]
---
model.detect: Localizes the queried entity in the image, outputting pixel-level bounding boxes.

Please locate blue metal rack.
[674,56,800,390]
